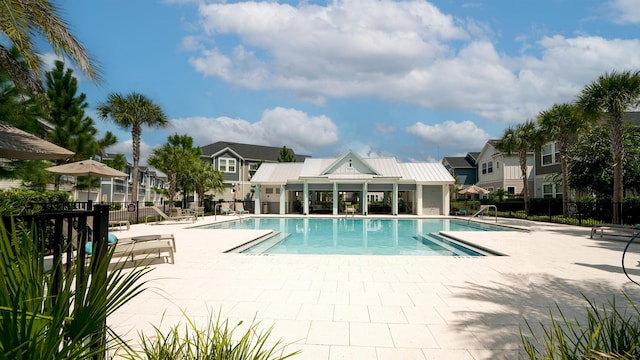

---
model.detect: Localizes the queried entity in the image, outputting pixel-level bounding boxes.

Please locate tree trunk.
[520,150,529,214]
[131,125,141,204]
[559,139,570,218]
[610,115,624,224]
[168,171,177,211]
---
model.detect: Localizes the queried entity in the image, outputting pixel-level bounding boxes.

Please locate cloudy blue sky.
[60,0,640,164]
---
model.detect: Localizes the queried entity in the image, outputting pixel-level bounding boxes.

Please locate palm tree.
[190,160,225,206]
[496,120,541,214]
[97,93,169,203]
[577,70,640,224]
[0,0,99,107]
[147,134,200,210]
[537,103,589,217]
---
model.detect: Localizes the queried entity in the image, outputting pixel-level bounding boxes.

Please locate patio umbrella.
[46,159,128,200]
[0,121,74,160]
[458,185,490,195]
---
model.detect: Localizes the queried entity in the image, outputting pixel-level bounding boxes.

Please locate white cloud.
[406,120,490,151]
[609,0,640,24]
[170,107,339,155]
[182,0,640,124]
[106,139,155,167]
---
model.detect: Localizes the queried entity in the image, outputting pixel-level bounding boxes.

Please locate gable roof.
[200,141,309,162]
[251,153,454,184]
[321,151,380,176]
[442,156,475,169]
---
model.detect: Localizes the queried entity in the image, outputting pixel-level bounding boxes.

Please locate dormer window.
[218,157,236,173]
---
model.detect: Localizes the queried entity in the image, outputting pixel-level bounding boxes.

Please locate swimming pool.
[202,218,508,256]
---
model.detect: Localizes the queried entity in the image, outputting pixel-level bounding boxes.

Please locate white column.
[392,183,398,215]
[416,184,423,216]
[303,183,309,215]
[362,183,368,215]
[442,184,450,215]
[254,185,261,214]
[333,183,339,215]
[280,184,286,215]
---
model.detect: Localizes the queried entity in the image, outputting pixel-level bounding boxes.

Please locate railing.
[2,203,110,359]
[452,199,640,225]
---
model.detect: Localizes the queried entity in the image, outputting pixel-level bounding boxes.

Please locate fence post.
[91,204,109,360]
[51,214,63,301]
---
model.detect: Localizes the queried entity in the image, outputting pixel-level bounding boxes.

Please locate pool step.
[241,232,291,254]
[415,233,483,256]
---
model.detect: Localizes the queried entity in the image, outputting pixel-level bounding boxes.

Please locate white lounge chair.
[219,202,235,215]
[111,234,175,264]
[590,223,640,239]
[147,206,196,223]
[235,202,249,215]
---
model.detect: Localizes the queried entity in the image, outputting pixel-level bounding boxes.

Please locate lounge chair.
[192,206,205,218]
[235,202,249,215]
[219,202,235,215]
[146,206,196,223]
[590,223,640,239]
[345,205,356,217]
[109,219,130,230]
[110,234,175,264]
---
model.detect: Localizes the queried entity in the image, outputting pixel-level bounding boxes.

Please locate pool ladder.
[468,205,497,223]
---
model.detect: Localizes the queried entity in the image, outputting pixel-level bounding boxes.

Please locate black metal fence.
[473,199,640,225]
[2,203,110,359]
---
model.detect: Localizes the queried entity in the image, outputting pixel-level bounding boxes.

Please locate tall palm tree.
[97,93,169,203]
[537,103,589,217]
[496,120,541,214]
[0,0,99,107]
[577,70,640,224]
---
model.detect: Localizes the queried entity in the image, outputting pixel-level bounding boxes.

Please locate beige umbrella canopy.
[458,185,490,195]
[46,159,128,178]
[46,159,128,200]
[0,121,74,160]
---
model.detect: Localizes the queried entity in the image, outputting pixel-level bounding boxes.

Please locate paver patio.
[108,215,640,359]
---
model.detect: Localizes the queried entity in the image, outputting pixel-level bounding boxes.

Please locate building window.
[487,161,493,174]
[218,158,236,173]
[507,186,515,195]
[482,163,487,174]
[542,183,562,199]
[542,142,560,166]
[265,188,273,194]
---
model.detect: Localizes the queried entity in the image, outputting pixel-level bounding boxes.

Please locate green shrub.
[0,189,70,216]
[521,294,640,359]
[124,311,301,360]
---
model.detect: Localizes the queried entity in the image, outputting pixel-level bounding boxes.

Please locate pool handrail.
[469,205,497,223]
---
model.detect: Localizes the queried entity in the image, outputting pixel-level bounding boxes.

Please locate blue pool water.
[202,218,508,256]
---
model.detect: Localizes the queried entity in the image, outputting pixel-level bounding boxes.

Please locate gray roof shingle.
[200,141,309,162]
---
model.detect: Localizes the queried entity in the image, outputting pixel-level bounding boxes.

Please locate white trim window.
[542,142,560,166]
[482,163,487,174]
[507,186,515,195]
[542,183,562,199]
[218,157,237,173]
[487,161,493,174]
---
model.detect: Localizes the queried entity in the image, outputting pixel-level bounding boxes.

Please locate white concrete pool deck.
[109,214,640,359]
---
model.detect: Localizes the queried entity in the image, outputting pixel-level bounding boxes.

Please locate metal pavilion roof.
[251,152,455,185]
